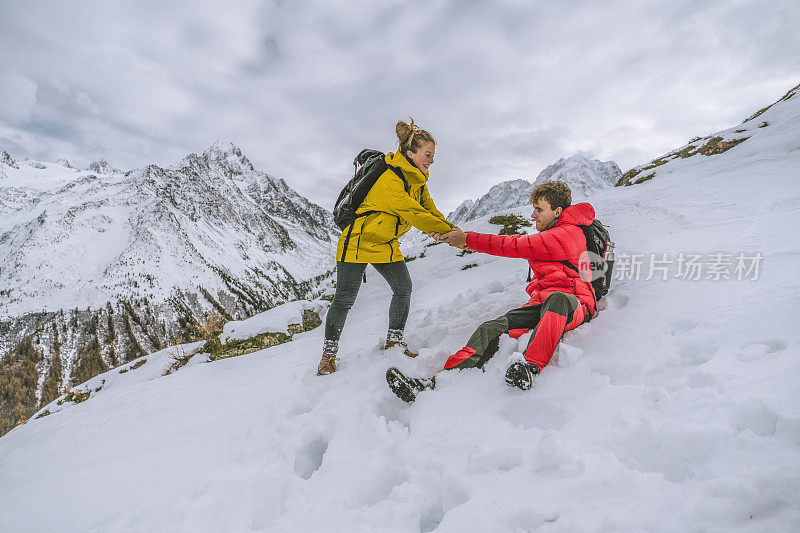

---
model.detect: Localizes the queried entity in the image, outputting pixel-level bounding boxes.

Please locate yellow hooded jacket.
[336,151,454,263]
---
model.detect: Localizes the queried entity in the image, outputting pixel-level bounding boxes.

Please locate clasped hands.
[426,227,467,249]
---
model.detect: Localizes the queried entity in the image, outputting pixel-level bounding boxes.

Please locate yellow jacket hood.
[385,151,429,186]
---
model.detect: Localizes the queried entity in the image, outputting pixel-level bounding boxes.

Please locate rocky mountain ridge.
[0,142,338,434]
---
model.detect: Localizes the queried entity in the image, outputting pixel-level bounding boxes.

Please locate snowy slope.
[448,154,620,224]
[616,82,800,187]
[1,91,799,530]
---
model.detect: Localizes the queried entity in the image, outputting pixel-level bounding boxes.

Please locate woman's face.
[406,141,435,174]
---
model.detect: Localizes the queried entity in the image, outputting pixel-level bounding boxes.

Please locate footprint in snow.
[554,342,584,367]
[663,318,700,336]
[293,437,328,480]
[678,337,719,367]
[732,399,779,437]
[604,291,630,310]
[737,339,788,362]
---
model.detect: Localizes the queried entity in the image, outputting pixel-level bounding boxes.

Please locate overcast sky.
[1,0,798,212]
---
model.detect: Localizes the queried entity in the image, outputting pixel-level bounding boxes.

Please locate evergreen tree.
[70,336,108,387]
[107,345,118,368]
[106,311,116,344]
[39,327,64,407]
[0,337,42,437]
[122,312,146,362]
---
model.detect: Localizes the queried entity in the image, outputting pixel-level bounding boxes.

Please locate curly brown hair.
[396,118,435,154]
[530,181,572,210]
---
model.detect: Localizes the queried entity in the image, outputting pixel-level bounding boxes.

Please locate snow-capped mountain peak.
[204,139,246,159]
[87,158,121,174]
[448,154,621,224]
[449,179,533,224]
[532,153,621,195]
[170,141,257,178]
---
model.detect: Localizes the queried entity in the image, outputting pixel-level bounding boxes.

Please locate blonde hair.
[396,118,435,154]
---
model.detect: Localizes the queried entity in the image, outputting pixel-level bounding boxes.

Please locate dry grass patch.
[489,214,532,235]
[58,389,91,405]
[618,136,748,186]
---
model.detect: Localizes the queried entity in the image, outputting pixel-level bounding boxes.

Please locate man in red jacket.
[386,181,597,403]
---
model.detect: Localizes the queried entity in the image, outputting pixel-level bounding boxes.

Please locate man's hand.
[440,228,467,248]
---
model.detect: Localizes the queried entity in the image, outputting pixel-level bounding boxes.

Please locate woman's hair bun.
[395,117,434,153]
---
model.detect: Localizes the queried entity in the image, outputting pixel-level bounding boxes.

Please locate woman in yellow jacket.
[318,119,455,375]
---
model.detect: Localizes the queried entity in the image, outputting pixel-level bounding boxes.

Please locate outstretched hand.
[430,228,467,249]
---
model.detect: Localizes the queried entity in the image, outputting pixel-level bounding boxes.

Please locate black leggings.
[324,261,412,341]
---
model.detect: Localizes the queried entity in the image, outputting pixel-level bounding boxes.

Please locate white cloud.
[0,74,37,123]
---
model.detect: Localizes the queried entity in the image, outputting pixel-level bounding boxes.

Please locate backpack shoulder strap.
[580,224,593,249]
[558,223,598,309]
[386,165,410,194]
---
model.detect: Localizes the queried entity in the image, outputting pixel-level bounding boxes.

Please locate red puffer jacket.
[465,202,596,314]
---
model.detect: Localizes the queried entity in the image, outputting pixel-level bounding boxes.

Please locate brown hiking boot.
[317,352,337,375]
[384,339,419,358]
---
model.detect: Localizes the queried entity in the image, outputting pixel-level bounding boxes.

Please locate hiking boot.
[504,361,541,390]
[385,329,418,358]
[386,367,435,403]
[384,339,419,358]
[317,352,338,375]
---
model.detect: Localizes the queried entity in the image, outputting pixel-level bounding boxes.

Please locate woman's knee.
[376,262,412,298]
[389,272,412,298]
[330,287,359,311]
[394,282,412,300]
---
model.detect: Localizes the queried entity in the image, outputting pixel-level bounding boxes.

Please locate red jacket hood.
[554,202,595,228]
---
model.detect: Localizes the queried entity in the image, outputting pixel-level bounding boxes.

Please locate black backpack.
[547,219,613,311]
[333,149,408,231]
[578,219,614,301]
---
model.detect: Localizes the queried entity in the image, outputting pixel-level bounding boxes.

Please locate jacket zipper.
[354,219,365,260]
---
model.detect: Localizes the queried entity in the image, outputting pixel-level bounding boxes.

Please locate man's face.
[531,198,562,232]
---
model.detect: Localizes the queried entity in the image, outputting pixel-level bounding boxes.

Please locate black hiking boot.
[386,367,435,403]
[504,361,541,390]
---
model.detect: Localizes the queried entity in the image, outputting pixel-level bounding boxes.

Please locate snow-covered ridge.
[617,81,800,187]
[448,154,620,224]
[448,179,532,225]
